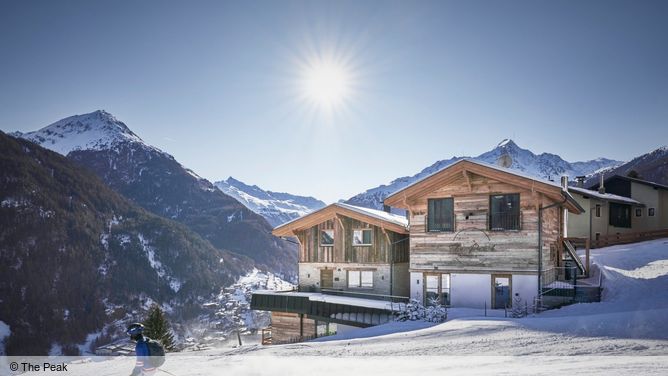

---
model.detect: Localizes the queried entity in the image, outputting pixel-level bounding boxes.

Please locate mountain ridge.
[346,138,623,210]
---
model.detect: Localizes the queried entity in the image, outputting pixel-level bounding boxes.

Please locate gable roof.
[589,175,668,191]
[272,202,409,237]
[568,186,644,206]
[384,159,583,213]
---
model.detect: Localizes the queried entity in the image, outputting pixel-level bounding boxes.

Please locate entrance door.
[320,269,333,289]
[492,275,511,309]
[424,274,450,306]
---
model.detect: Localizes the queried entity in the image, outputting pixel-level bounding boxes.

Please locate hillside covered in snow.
[8,238,667,375]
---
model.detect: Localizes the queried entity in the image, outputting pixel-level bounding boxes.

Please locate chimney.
[560,176,569,191]
[598,173,605,194]
[575,176,585,188]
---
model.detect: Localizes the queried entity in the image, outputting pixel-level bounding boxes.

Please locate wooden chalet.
[383,159,585,309]
[254,203,410,344]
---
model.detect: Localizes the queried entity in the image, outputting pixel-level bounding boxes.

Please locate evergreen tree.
[143,304,175,351]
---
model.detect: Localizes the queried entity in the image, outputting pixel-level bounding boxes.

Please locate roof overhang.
[384,159,583,214]
[272,203,409,237]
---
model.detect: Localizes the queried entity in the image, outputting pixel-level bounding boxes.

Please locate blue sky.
[1,0,666,203]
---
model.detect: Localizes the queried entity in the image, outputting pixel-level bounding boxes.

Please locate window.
[609,203,631,228]
[635,208,642,217]
[595,204,601,218]
[649,208,655,217]
[348,270,373,288]
[353,229,372,245]
[321,229,334,246]
[427,198,454,232]
[489,194,520,231]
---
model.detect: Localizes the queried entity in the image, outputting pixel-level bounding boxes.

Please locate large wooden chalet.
[383,159,584,309]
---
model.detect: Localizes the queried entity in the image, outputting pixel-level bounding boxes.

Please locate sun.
[300,59,352,112]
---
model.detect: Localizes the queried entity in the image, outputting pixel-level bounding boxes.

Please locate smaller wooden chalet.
[383,159,584,310]
[252,203,410,344]
[272,202,410,296]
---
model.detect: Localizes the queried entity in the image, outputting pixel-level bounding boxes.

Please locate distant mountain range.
[0,131,252,355]
[583,146,668,188]
[15,110,297,277]
[346,139,624,210]
[214,177,326,227]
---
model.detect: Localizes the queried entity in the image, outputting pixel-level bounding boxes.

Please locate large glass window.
[352,229,373,245]
[493,275,511,309]
[609,203,631,228]
[321,229,334,246]
[427,198,454,232]
[489,194,520,231]
[348,270,373,288]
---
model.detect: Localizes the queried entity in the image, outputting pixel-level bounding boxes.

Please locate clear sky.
[1,0,666,203]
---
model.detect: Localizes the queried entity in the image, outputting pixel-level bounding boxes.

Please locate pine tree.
[143,304,175,351]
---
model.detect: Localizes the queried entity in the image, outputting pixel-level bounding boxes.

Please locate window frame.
[423,273,451,306]
[488,193,521,231]
[595,204,601,218]
[347,270,374,289]
[609,203,632,228]
[635,208,642,217]
[649,208,656,217]
[427,197,455,232]
[352,228,373,246]
[320,229,335,247]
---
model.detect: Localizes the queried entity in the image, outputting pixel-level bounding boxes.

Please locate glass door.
[492,275,511,309]
[424,274,450,306]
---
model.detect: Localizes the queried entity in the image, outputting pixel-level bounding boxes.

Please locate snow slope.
[347,139,623,210]
[11,239,668,375]
[215,177,326,227]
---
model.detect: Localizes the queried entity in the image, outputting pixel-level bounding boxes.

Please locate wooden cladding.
[297,217,409,264]
[408,172,563,272]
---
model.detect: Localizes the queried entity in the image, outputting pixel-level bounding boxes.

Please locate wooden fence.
[591,228,668,248]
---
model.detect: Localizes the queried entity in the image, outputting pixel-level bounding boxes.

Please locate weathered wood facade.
[384,159,583,308]
[273,203,410,296]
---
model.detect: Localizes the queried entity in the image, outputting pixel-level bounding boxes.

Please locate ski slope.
[8,239,668,375]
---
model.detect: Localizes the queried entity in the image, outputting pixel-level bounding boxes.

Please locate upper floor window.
[427,198,454,232]
[635,208,642,217]
[649,208,655,217]
[353,229,373,246]
[595,204,601,218]
[489,194,520,231]
[321,229,334,246]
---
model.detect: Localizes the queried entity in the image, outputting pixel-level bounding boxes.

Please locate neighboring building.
[272,202,410,296]
[383,159,584,309]
[588,175,668,232]
[567,185,644,242]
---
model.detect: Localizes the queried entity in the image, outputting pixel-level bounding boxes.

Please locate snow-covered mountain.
[346,139,623,210]
[215,177,326,227]
[13,110,157,155]
[15,110,298,277]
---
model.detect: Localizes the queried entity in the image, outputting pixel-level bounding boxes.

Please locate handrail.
[320,288,409,302]
[563,239,586,274]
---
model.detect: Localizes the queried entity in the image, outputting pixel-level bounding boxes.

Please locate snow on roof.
[387,158,563,199]
[568,186,643,206]
[275,202,408,231]
[334,202,408,228]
